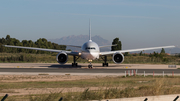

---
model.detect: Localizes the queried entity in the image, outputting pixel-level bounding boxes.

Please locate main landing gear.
[72,56,79,67]
[101,56,108,67]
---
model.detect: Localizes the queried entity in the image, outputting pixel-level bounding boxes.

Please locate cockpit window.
[86,47,96,50]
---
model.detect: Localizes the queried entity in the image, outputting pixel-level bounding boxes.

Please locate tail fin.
[89,19,92,41]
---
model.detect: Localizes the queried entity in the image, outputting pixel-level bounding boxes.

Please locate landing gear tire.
[88,65,93,68]
[75,63,78,66]
[102,63,108,67]
[106,63,108,66]
[72,63,74,67]
[72,63,78,67]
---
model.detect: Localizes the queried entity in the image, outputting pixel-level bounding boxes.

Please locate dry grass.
[1,75,180,100]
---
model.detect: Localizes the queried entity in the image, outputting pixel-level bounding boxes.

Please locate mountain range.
[48,35,112,52]
[48,35,179,54]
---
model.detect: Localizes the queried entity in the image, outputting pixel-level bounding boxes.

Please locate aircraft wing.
[3,45,80,56]
[62,45,81,48]
[100,45,175,56]
[99,44,117,48]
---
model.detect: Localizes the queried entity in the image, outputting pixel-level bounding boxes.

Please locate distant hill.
[48,35,179,54]
[129,47,180,54]
[148,47,180,54]
[48,35,112,52]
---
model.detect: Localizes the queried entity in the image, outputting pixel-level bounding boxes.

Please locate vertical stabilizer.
[89,19,92,41]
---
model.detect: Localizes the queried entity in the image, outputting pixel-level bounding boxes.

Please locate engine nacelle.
[112,52,124,64]
[56,52,68,64]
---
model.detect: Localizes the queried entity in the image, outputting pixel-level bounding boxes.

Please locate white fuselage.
[81,40,100,60]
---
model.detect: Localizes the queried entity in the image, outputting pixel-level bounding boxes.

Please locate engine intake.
[112,52,124,64]
[56,52,68,64]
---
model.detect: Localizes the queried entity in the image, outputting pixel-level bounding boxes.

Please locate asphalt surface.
[0,68,180,74]
[0,63,179,74]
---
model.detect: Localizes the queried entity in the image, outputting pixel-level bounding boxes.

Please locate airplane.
[3,20,175,68]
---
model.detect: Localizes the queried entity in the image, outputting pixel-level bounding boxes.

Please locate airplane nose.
[89,52,98,59]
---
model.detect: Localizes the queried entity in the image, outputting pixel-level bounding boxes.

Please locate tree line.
[111,37,171,62]
[0,35,66,54]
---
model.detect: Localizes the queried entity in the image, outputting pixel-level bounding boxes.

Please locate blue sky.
[0,0,180,49]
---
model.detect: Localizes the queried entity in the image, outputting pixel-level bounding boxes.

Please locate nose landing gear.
[88,60,93,68]
[88,62,93,68]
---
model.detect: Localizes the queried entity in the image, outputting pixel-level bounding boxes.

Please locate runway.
[0,68,180,74]
[0,63,180,75]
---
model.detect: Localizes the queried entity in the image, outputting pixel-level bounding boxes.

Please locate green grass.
[0,52,180,64]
